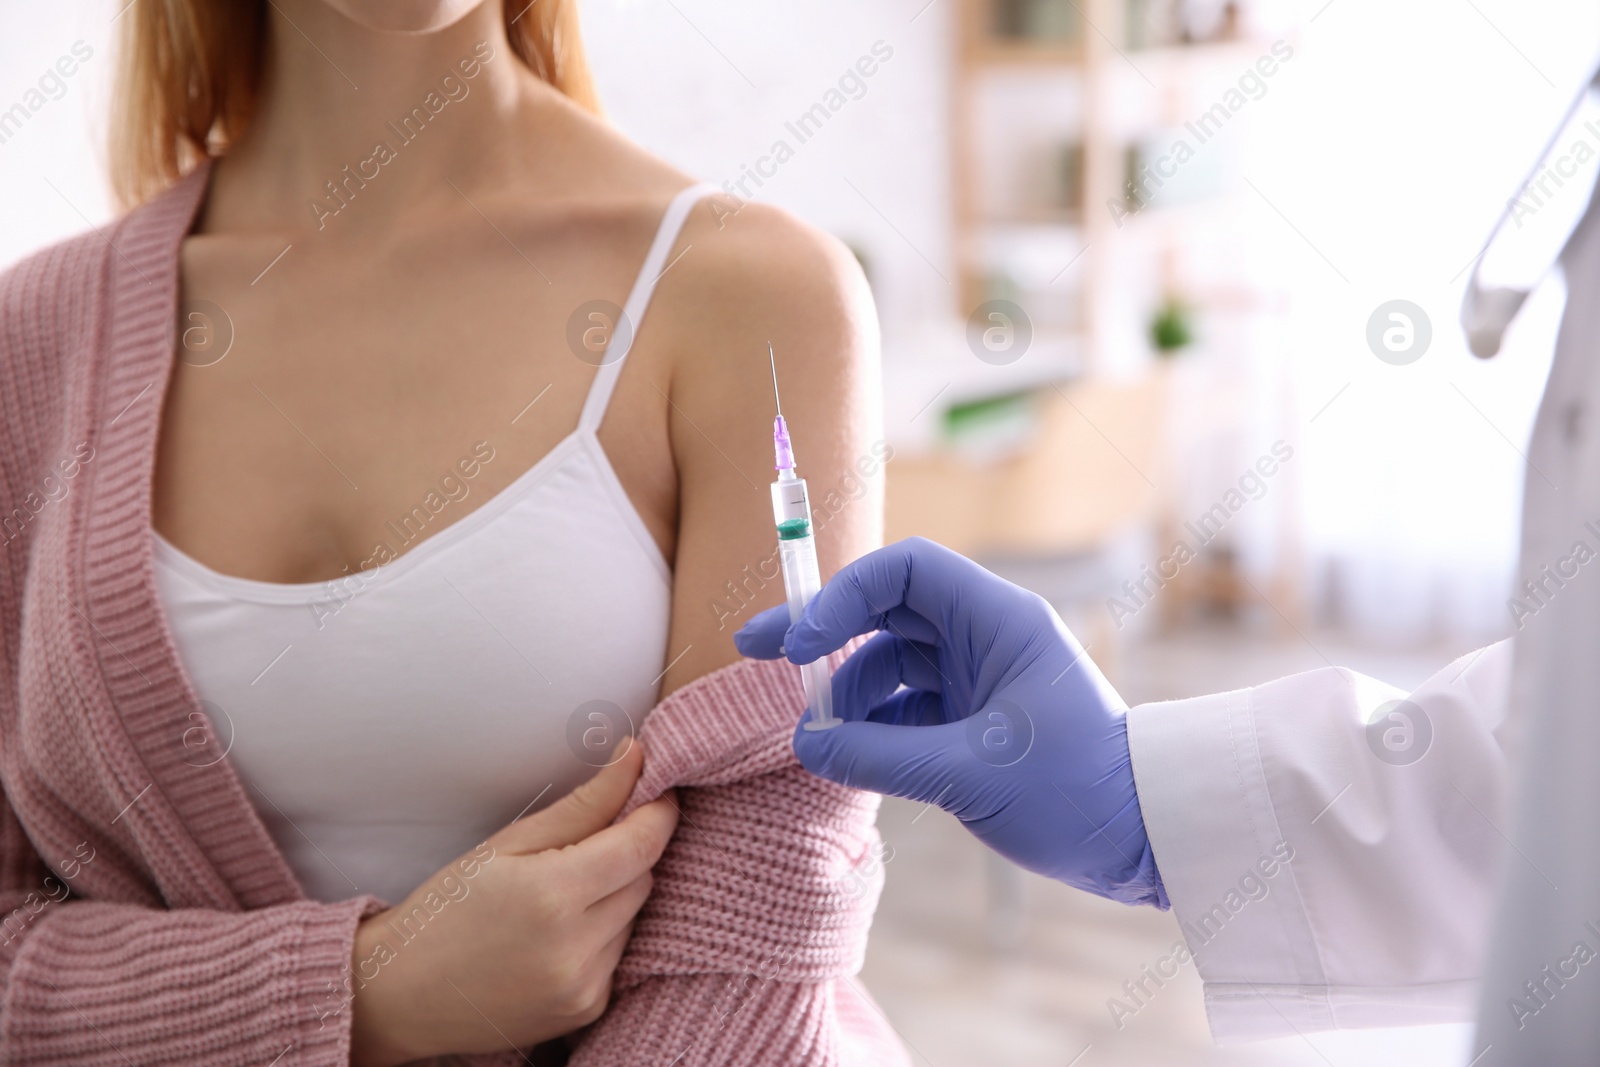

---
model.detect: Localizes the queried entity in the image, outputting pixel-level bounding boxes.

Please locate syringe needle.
[768,343,796,473]
[768,341,782,417]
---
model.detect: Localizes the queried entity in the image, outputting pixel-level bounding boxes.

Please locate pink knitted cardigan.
[0,164,907,1065]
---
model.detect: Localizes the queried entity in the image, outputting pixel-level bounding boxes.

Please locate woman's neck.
[204,0,535,238]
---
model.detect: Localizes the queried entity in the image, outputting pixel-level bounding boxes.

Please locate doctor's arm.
[735,538,1514,1042]
[1128,637,1510,1041]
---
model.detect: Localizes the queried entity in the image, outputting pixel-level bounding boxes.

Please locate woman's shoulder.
[1,224,117,337]
[0,165,204,470]
[683,192,864,301]
[1,164,201,325]
[510,97,875,372]
[0,220,124,416]
[664,193,876,382]
[526,96,868,312]
[0,163,201,357]
[0,224,124,547]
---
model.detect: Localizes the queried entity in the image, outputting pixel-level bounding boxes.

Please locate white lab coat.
[1125,188,1600,1062]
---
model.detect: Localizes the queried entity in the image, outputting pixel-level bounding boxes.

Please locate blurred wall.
[1252,0,1600,640]
[582,0,952,344]
[0,5,117,269]
[8,0,1600,645]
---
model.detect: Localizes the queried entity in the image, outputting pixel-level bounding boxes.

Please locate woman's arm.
[653,199,884,696]
[555,198,901,1067]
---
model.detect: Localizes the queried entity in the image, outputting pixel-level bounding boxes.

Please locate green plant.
[1150,297,1194,355]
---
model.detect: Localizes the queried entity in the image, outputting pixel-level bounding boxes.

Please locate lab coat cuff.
[1200,980,1479,1043]
[1126,686,1320,1042]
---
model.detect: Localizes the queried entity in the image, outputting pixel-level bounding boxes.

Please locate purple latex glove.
[734,537,1166,907]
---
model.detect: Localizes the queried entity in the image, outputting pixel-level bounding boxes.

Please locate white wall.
[580,0,954,344]
[8,0,1600,643]
[0,5,119,268]
[1252,0,1600,639]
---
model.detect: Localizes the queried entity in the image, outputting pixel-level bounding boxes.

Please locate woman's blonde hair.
[109,1,599,209]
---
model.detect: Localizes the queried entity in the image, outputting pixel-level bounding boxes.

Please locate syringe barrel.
[771,474,811,529]
[771,475,837,729]
[778,532,822,625]
[772,475,820,624]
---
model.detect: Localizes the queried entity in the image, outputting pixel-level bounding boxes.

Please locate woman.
[0,0,884,1063]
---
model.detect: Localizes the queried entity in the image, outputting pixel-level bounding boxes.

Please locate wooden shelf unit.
[950,1,1288,372]
[947,0,1113,363]
[951,0,1118,368]
[941,3,1308,630]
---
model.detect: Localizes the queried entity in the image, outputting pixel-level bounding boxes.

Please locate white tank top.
[152,184,712,905]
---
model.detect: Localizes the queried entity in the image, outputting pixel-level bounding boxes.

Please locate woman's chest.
[149,455,674,903]
[155,227,679,584]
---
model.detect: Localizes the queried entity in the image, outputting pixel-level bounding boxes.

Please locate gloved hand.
[734,537,1166,907]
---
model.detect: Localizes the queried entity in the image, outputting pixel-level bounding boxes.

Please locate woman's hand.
[348,742,678,1066]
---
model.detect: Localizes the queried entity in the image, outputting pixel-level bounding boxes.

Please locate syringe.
[767,344,838,731]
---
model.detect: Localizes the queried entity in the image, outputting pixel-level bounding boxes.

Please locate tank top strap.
[577,182,720,434]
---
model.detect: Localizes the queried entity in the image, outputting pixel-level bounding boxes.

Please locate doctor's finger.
[786,539,981,662]
[860,686,947,727]
[833,632,945,720]
[793,715,966,804]
[732,603,791,659]
[871,605,941,648]
[733,600,937,664]
[788,597,939,664]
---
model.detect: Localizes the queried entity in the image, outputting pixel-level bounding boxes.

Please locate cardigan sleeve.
[0,784,389,1067]
[570,656,909,1067]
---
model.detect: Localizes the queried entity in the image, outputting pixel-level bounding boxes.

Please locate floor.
[855,620,1487,1067]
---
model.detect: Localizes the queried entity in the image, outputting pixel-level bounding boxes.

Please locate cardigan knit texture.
[0,163,905,1066]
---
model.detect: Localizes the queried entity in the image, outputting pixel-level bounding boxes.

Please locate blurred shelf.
[952,0,1288,374]
[1127,36,1294,71]
[882,323,1087,449]
[953,0,1110,358]
[968,39,1087,65]
[968,221,1090,300]
[968,34,1281,71]
[975,210,1085,227]
[1112,189,1253,238]
[1111,34,1304,120]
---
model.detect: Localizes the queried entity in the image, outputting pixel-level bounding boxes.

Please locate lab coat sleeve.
[1125,640,1513,1043]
